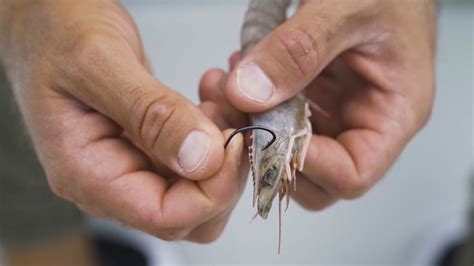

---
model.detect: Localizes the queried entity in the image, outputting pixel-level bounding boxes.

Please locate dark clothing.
[457,170,474,265]
[0,65,82,246]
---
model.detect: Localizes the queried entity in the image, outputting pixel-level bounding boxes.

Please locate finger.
[302,129,404,200]
[185,208,233,243]
[225,1,369,112]
[185,129,248,243]
[199,68,247,128]
[199,101,230,130]
[228,51,241,70]
[199,68,227,102]
[80,129,244,241]
[149,129,245,234]
[65,37,224,180]
[196,129,246,212]
[26,93,168,228]
[292,173,338,211]
[142,54,154,74]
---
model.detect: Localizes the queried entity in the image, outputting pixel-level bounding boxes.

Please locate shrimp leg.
[284,129,311,183]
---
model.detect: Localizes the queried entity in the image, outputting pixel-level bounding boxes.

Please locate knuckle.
[299,200,330,212]
[188,221,228,244]
[146,203,189,241]
[156,228,188,241]
[213,188,240,211]
[47,174,81,204]
[48,178,68,199]
[196,229,223,244]
[337,174,371,200]
[416,85,435,130]
[130,90,179,149]
[418,107,433,130]
[274,26,322,78]
[45,169,74,201]
[76,203,102,218]
[71,33,116,75]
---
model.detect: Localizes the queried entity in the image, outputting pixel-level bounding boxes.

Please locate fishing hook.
[224,126,276,151]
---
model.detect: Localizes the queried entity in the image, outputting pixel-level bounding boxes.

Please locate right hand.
[0,0,246,242]
[201,0,436,211]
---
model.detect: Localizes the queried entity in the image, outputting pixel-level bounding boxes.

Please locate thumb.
[68,38,224,181]
[225,1,361,112]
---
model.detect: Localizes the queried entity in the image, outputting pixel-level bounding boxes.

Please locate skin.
[0,1,247,261]
[0,0,436,262]
[200,0,437,210]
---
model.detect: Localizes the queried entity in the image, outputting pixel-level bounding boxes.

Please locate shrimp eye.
[262,168,277,187]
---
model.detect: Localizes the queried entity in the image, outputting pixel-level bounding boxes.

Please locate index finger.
[91,129,245,239]
[302,128,406,199]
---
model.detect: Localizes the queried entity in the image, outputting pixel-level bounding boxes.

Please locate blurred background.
[1,0,473,265]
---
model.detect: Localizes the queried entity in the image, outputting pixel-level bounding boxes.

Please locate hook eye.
[224,126,276,151]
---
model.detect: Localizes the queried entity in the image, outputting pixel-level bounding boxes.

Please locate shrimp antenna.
[224,126,276,151]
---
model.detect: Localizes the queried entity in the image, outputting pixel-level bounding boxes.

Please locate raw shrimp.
[225,0,314,253]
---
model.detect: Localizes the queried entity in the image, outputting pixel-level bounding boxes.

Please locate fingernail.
[236,62,274,103]
[178,131,211,172]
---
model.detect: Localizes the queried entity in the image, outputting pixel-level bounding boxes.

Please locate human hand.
[0,0,246,242]
[200,0,437,210]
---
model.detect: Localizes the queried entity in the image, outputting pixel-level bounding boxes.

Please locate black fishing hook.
[224,126,277,151]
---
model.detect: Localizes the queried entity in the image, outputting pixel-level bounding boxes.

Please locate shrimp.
[250,94,312,220]
[249,94,312,253]
[230,0,314,253]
